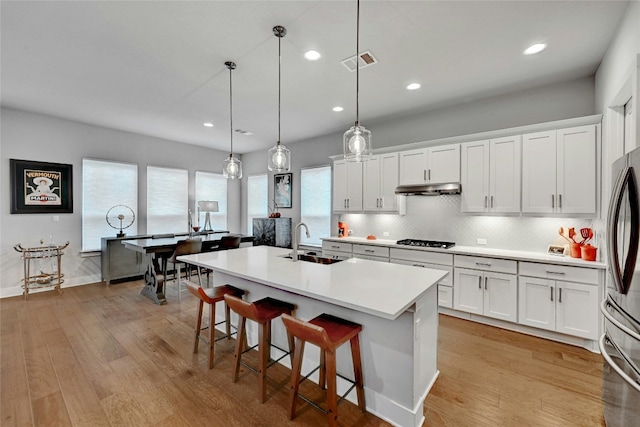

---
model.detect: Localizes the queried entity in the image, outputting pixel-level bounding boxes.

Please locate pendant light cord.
[278,32,282,146]
[355,0,360,126]
[229,65,233,157]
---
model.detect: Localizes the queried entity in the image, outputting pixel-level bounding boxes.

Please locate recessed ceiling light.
[203,122,214,127]
[304,50,321,61]
[524,43,547,55]
[406,83,421,90]
[332,106,344,112]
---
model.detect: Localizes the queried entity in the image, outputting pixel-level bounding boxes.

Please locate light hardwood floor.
[1,280,605,426]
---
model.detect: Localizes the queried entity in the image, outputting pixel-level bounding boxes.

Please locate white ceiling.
[0,1,631,154]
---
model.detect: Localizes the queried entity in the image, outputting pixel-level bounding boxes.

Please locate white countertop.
[322,237,607,269]
[178,246,447,320]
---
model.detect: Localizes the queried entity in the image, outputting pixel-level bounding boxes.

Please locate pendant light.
[267,25,291,172]
[223,61,242,179]
[343,0,372,162]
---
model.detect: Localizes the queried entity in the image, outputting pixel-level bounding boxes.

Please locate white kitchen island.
[178,246,446,427]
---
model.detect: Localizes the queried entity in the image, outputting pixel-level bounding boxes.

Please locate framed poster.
[274,173,292,208]
[10,159,73,214]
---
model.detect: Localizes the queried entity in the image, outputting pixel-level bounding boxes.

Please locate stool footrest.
[295,365,358,413]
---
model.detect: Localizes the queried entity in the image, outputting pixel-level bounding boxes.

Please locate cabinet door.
[346,161,363,211]
[453,268,483,315]
[399,148,428,185]
[428,144,460,184]
[555,281,599,339]
[460,140,489,212]
[556,125,596,214]
[379,152,399,212]
[518,276,555,331]
[332,160,348,212]
[363,155,381,211]
[483,272,517,322]
[490,136,521,213]
[438,285,453,308]
[522,130,557,213]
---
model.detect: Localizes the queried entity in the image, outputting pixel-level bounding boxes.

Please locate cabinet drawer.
[322,240,353,254]
[519,262,599,285]
[438,285,453,308]
[389,248,453,266]
[353,244,390,258]
[455,255,517,274]
[390,259,452,287]
[353,254,389,262]
[322,250,352,261]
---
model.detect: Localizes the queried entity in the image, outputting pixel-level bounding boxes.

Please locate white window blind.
[147,166,188,234]
[195,171,227,231]
[247,174,268,235]
[82,158,138,252]
[300,165,331,245]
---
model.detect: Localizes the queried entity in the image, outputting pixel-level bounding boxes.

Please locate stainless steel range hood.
[394,182,461,196]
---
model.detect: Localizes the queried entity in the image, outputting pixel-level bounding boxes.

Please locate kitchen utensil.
[580,227,593,244]
[568,227,580,243]
[558,227,573,243]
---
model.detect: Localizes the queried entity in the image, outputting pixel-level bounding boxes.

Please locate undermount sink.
[279,253,344,264]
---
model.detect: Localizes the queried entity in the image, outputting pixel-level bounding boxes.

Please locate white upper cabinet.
[399,144,460,185]
[460,136,521,213]
[332,160,363,213]
[363,152,400,212]
[522,124,596,214]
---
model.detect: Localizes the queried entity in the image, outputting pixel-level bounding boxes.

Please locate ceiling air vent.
[234,129,253,136]
[341,50,378,72]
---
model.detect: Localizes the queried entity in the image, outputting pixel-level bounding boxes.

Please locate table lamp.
[198,200,219,232]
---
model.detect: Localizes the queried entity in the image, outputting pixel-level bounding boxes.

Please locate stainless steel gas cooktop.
[396,239,455,249]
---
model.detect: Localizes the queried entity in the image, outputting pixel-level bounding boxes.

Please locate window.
[82,158,138,252]
[147,166,188,234]
[300,165,331,245]
[195,171,227,231]
[247,174,268,235]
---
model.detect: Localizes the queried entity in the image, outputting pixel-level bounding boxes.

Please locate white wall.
[0,107,241,297]
[240,77,597,240]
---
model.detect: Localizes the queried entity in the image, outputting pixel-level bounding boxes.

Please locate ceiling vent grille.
[341,50,378,72]
[235,129,253,136]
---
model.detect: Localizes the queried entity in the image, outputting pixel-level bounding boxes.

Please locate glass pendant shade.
[267,143,291,172]
[343,123,372,162]
[223,155,242,179]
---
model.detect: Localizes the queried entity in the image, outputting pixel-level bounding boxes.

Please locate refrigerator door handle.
[607,166,640,294]
[599,332,640,393]
[601,296,640,341]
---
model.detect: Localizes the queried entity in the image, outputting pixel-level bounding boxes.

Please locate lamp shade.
[198,200,219,212]
[267,143,291,172]
[343,123,372,162]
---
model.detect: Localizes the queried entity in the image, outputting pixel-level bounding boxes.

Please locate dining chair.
[163,238,203,302]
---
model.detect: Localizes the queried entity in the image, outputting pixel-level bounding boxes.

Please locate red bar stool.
[223,294,296,403]
[281,313,365,427]
[183,280,245,369]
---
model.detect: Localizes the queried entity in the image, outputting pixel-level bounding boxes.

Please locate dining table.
[122,232,254,304]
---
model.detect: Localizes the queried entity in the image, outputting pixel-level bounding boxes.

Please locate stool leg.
[194,300,204,354]
[326,350,338,427]
[289,339,305,420]
[258,321,269,402]
[232,316,246,383]
[225,302,232,339]
[350,334,366,411]
[319,349,327,390]
[208,300,217,369]
[176,263,182,303]
[286,330,295,367]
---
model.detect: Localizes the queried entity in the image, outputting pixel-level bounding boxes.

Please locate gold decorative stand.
[14,242,69,300]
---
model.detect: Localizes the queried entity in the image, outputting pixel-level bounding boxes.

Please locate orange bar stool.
[223,294,296,403]
[281,313,365,426]
[183,280,245,369]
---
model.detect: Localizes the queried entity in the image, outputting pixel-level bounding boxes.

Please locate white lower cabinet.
[322,240,352,260]
[453,268,518,322]
[353,244,389,262]
[518,262,599,340]
[390,248,454,308]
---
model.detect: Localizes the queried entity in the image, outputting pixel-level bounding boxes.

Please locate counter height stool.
[281,313,365,427]
[183,280,245,369]
[223,294,296,403]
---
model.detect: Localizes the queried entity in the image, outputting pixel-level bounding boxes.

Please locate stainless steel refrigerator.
[600,146,640,426]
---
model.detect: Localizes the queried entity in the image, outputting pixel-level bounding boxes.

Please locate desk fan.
[106,205,135,237]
